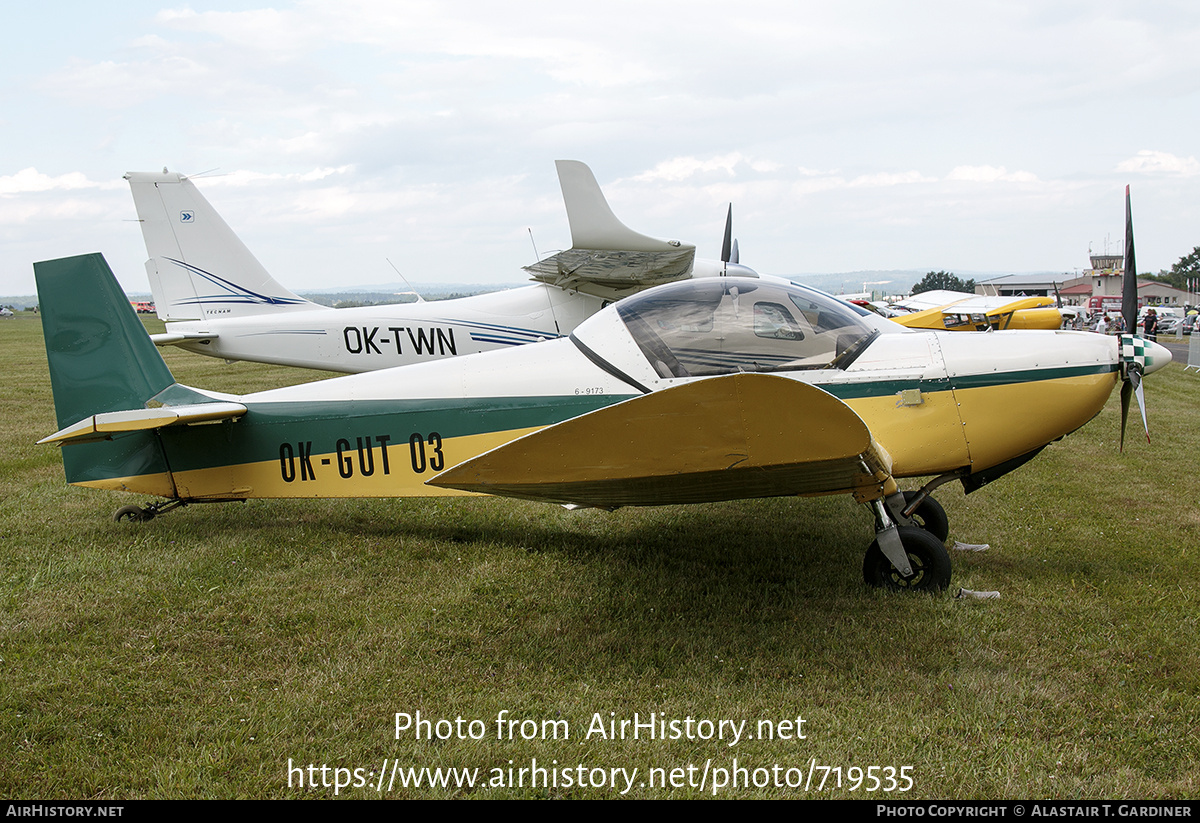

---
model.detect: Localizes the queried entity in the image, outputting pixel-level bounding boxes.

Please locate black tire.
[902,491,949,542]
[863,526,952,593]
[113,505,147,523]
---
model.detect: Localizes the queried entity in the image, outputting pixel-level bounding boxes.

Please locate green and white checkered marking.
[1120,334,1147,374]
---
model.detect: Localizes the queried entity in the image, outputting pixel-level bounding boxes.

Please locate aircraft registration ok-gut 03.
[36,190,1168,593]
[125,160,757,374]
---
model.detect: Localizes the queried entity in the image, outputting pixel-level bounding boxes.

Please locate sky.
[2,0,1199,296]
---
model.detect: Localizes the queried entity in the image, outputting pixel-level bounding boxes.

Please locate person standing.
[1144,308,1158,342]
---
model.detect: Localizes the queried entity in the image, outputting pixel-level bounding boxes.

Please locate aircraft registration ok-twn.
[125,161,757,373]
[36,190,1169,593]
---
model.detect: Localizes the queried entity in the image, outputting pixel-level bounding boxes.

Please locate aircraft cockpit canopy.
[612,279,878,378]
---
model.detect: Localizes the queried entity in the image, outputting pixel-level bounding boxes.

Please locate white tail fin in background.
[125,171,319,322]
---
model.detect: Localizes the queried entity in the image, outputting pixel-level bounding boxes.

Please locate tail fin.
[37,254,175,428]
[555,159,688,253]
[124,170,317,322]
[524,161,696,291]
[36,253,180,494]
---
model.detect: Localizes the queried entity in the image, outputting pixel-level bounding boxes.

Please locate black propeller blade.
[1119,361,1147,452]
[1122,185,1138,334]
[721,204,734,266]
[1119,186,1149,451]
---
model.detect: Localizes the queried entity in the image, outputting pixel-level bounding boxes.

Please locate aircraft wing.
[523,160,696,295]
[891,291,1061,331]
[427,373,893,507]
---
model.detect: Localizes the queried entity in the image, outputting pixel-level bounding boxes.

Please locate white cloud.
[849,171,937,188]
[155,7,314,56]
[1116,150,1200,177]
[631,153,771,183]
[42,55,213,107]
[947,166,1040,184]
[195,166,355,188]
[155,1,663,87]
[0,169,108,197]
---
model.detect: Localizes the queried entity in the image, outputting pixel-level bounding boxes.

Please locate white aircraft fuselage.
[147,259,761,374]
[160,282,602,374]
[127,163,758,374]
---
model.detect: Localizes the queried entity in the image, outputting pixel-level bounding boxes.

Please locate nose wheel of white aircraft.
[863,526,952,592]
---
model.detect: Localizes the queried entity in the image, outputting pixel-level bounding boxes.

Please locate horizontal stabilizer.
[428,373,893,507]
[150,332,219,347]
[39,402,246,445]
[524,247,696,289]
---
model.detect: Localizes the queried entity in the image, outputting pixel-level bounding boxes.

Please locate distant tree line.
[1140,246,1200,290]
[910,271,975,295]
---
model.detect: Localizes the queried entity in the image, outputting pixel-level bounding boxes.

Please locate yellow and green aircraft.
[37,218,1168,593]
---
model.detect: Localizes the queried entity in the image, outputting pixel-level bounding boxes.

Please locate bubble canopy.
[572,277,880,382]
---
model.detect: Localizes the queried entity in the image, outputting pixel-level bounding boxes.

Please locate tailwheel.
[112,499,186,523]
[113,505,154,523]
[863,526,952,593]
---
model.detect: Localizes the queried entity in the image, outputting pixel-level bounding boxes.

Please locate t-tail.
[35,253,244,497]
[124,170,319,322]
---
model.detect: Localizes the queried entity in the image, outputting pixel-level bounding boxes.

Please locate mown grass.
[2,312,1197,798]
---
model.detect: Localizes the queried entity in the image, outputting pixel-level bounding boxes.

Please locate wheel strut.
[870,499,914,577]
[864,498,953,592]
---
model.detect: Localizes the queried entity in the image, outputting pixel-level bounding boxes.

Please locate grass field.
[2,311,1198,799]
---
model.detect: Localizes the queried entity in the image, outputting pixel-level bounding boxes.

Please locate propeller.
[720,204,737,269]
[1119,185,1149,451]
[718,204,754,277]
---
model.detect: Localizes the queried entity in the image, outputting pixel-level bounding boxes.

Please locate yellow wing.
[427,373,893,507]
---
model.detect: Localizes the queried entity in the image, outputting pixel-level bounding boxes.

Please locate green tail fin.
[36,253,177,495]
[36,253,175,429]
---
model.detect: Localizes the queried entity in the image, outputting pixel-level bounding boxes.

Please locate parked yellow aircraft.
[36,191,1167,594]
[888,292,1065,332]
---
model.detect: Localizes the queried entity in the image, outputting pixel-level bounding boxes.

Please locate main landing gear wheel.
[863,526,952,593]
[903,491,949,542]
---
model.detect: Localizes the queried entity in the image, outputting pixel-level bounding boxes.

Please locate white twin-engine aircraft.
[125,161,765,374]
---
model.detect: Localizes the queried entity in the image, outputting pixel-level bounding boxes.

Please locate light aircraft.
[125,161,757,374]
[887,291,1066,332]
[35,189,1169,593]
